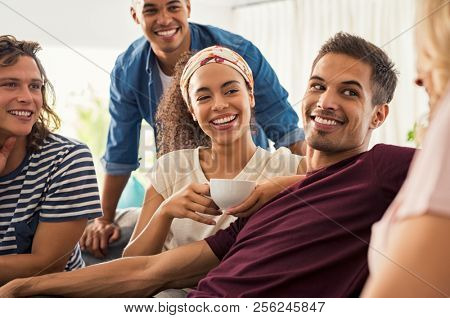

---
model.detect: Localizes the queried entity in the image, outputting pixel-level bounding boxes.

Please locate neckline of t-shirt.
[305,150,368,177]
[194,146,264,183]
[0,152,30,182]
[156,60,173,81]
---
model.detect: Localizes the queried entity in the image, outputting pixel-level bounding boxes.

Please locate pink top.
[369,88,450,275]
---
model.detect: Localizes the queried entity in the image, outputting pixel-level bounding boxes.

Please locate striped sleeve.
[39,143,102,222]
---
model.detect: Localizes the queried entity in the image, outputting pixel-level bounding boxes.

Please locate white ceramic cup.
[209,179,256,210]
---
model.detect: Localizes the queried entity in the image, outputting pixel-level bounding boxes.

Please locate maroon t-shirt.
[188,144,415,297]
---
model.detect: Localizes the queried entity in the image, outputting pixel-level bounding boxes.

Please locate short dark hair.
[312,32,398,105]
[0,35,60,152]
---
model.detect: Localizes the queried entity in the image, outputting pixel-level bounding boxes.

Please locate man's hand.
[224,181,283,218]
[79,219,121,258]
[0,137,16,174]
[226,175,306,218]
[0,278,23,297]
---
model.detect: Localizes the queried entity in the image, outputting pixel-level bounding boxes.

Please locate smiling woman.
[122,47,306,283]
[0,35,102,285]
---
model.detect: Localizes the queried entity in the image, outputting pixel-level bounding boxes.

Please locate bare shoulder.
[363,213,450,297]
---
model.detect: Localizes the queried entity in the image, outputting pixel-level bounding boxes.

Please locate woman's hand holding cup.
[159,183,221,225]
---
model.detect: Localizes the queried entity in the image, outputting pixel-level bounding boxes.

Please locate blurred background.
[0,0,429,205]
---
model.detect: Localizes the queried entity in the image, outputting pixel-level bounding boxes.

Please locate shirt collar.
[189,22,201,51]
[146,42,156,75]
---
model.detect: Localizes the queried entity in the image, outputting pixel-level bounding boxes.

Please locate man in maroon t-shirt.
[0,33,415,298]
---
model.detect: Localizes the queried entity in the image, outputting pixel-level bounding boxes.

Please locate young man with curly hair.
[0,35,102,285]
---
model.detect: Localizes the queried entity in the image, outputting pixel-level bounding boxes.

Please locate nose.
[16,87,33,104]
[212,95,229,111]
[316,89,339,110]
[157,9,173,25]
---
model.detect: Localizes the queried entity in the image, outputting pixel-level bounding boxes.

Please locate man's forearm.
[9,256,162,297]
[101,174,131,222]
[271,175,305,192]
[6,240,219,297]
[123,209,173,257]
[0,254,66,286]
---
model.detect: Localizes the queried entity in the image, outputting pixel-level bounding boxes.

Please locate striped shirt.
[0,133,102,270]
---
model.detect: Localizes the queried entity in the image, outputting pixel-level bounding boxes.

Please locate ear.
[185,0,191,18]
[249,90,255,108]
[130,6,140,24]
[369,104,389,129]
[188,105,197,121]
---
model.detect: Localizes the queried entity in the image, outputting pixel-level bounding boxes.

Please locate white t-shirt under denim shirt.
[156,60,174,93]
[368,88,450,275]
[149,147,303,251]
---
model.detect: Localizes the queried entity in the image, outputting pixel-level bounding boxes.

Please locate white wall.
[0,0,234,94]
[0,0,237,175]
[0,0,235,108]
[232,0,428,147]
[1,0,425,148]
[0,0,139,49]
[0,0,233,49]
[190,1,233,31]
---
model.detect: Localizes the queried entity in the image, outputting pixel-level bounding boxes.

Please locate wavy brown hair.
[155,52,211,158]
[0,35,60,152]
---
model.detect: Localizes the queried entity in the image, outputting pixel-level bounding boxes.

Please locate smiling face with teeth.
[302,53,388,156]
[188,63,255,147]
[131,0,191,56]
[0,56,43,140]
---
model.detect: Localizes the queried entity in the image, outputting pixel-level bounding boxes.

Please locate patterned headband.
[180,45,254,106]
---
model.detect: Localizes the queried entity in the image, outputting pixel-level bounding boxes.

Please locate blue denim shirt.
[102,23,304,175]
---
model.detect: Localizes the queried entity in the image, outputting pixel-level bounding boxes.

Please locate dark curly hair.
[155,52,211,158]
[0,35,60,152]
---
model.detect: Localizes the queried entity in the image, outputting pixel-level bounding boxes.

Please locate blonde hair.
[416,0,450,104]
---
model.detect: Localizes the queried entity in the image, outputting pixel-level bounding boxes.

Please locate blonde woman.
[363,0,450,297]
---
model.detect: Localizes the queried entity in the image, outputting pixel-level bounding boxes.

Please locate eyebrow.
[193,80,241,94]
[143,0,180,8]
[341,80,363,90]
[309,75,325,82]
[167,0,182,5]
[143,3,156,8]
[0,77,43,83]
[309,76,363,90]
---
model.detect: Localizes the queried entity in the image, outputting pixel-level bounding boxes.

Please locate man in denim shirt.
[80,0,305,258]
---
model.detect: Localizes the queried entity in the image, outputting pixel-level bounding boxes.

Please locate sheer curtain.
[233,0,428,146]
